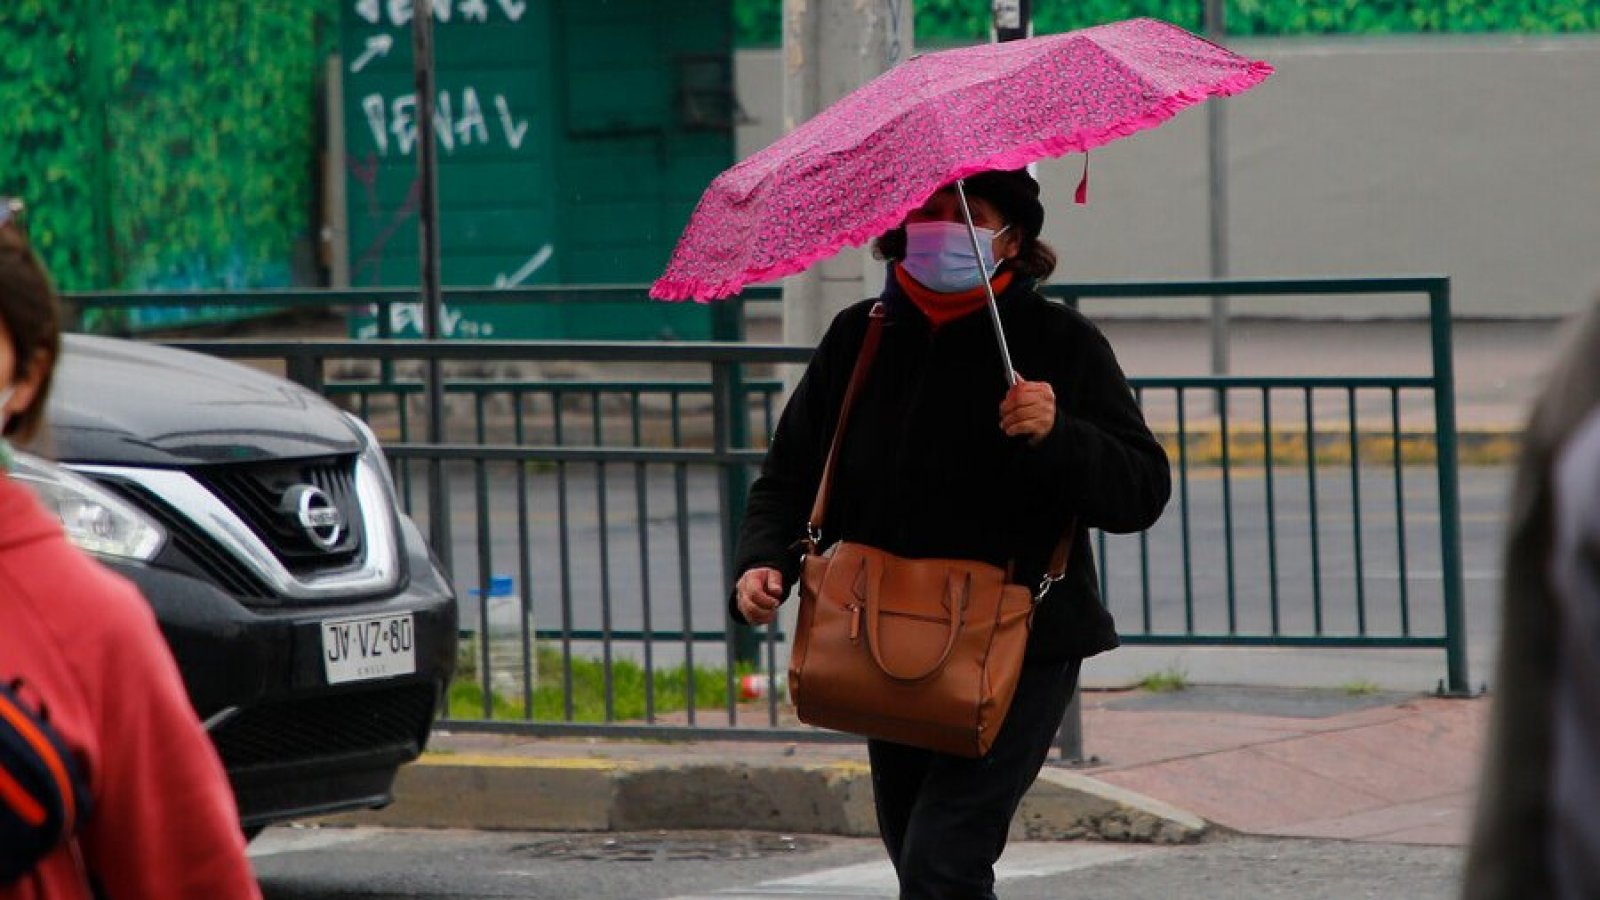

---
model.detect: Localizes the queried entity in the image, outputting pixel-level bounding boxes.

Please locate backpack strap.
[0,679,91,885]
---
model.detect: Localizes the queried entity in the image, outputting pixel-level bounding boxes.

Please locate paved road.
[251,826,1463,899]
[408,462,1511,692]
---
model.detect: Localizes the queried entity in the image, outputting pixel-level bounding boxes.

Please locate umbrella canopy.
[650,17,1273,302]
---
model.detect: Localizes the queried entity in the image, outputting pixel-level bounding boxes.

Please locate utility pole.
[992,0,1030,41]
[779,0,914,353]
[1205,0,1230,383]
[413,0,452,576]
[991,0,1087,767]
[751,0,913,665]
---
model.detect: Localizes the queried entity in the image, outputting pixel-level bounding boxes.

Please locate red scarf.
[895,265,1014,329]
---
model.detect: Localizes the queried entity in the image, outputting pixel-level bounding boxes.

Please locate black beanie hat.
[960,168,1044,242]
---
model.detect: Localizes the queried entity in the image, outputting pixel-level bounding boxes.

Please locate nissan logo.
[282,485,345,550]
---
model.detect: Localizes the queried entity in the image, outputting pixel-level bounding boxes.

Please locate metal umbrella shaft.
[954,179,1018,387]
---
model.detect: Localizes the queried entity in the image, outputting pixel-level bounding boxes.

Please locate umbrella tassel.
[1075,154,1090,205]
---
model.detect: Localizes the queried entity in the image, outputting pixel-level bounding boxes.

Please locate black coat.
[732,274,1171,662]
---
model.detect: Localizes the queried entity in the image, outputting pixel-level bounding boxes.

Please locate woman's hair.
[0,224,62,442]
[872,227,1059,281]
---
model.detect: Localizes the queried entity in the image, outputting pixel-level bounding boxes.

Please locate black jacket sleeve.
[727,308,857,624]
[1019,318,1170,534]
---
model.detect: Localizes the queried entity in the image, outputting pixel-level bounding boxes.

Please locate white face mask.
[901,221,1011,293]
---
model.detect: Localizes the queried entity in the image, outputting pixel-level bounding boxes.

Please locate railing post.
[284,346,324,393]
[376,297,395,389]
[1429,278,1471,694]
[1055,684,1084,763]
[1054,288,1084,760]
[713,353,760,666]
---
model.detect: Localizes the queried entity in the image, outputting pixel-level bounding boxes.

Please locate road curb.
[1018,768,1209,843]
[1149,426,1521,467]
[323,752,1208,844]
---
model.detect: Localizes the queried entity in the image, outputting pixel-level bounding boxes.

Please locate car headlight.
[10,453,166,561]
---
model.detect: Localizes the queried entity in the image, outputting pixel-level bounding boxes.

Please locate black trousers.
[868,657,1082,900]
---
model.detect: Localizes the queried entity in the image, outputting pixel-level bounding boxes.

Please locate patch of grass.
[448,644,753,722]
[449,678,522,720]
[1137,667,1189,693]
[1341,679,1382,696]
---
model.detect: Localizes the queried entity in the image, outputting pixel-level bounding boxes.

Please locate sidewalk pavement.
[330,686,1490,849]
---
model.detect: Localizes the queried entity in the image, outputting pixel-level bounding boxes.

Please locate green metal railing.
[70,276,1469,742]
[1047,277,1467,698]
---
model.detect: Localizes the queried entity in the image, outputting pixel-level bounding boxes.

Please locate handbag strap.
[802,301,1075,602]
[805,303,888,547]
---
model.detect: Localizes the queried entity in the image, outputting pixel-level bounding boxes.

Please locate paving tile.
[1095,747,1391,833]
[1081,713,1312,770]
[1085,694,1490,840]
[1252,726,1470,804]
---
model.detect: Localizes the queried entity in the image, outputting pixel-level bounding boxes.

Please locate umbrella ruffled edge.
[650,59,1275,303]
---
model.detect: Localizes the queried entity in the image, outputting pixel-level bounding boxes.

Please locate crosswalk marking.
[248,826,374,859]
[666,842,1156,898]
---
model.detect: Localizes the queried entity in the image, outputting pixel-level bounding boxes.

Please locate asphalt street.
[250,826,1463,899]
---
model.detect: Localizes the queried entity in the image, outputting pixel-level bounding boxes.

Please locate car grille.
[198,456,365,575]
[112,481,276,600]
[210,682,439,770]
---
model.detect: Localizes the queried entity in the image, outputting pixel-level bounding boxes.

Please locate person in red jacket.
[0,202,260,899]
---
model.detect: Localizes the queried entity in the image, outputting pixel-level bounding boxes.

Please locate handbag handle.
[865,567,967,682]
[802,301,1075,601]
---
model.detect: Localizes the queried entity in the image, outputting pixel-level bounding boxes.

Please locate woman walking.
[731,169,1170,899]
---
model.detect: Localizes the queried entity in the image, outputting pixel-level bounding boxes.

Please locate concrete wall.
[736,37,1600,319]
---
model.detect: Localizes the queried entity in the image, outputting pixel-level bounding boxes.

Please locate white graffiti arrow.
[494,245,554,288]
[349,34,394,74]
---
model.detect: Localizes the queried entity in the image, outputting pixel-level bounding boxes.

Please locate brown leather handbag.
[787,303,1072,758]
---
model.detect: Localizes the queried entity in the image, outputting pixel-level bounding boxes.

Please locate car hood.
[38,334,362,466]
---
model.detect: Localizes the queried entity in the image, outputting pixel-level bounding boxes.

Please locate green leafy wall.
[0,1,107,289]
[0,1,335,293]
[735,0,1600,44]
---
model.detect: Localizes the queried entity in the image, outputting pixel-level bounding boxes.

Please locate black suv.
[14,333,458,833]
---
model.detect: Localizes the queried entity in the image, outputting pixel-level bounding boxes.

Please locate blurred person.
[732,169,1170,899]
[0,202,260,899]
[1463,294,1600,899]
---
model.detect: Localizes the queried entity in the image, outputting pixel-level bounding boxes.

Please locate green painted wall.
[343,0,555,295]
[342,0,734,339]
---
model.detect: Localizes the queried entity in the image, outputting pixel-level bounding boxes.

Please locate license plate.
[321,613,416,685]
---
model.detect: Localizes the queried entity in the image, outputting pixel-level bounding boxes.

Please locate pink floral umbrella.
[650,17,1273,302]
